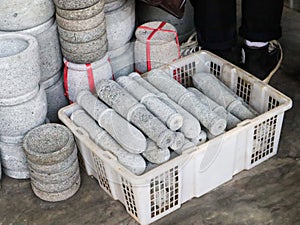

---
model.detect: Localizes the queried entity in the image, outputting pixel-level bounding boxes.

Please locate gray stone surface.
[105,0,135,51]
[63,53,112,102]
[108,42,134,79]
[71,109,146,175]
[56,1,104,20]
[58,20,106,43]
[0,33,40,103]
[76,91,147,154]
[136,0,195,43]
[174,139,196,155]
[96,79,176,149]
[188,87,241,130]
[0,86,47,137]
[192,72,256,121]
[0,0,55,31]
[42,70,69,123]
[134,21,180,73]
[130,72,202,139]
[169,132,185,151]
[53,0,100,10]
[60,32,107,54]
[104,0,126,12]
[56,10,105,32]
[142,139,170,164]
[0,136,29,179]
[62,43,108,64]
[146,70,227,135]
[117,76,183,131]
[23,123,75,165]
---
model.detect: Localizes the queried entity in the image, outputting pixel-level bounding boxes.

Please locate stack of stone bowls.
[105,0,135,79]
[0,33,48,179]
[23,123,80,202]
[134,21,180,74]
[136,0,195,44]
[54,0,113,103]
[0,0,68,123]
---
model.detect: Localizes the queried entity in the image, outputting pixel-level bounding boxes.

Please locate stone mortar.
[58,20,106,43]
[56,10,105,32]
[53,0,100,10]
[0,86,47,137]
[0,33,40,102]
[56,1,104,20]
[104,0,126,12]
[0,0,55,31]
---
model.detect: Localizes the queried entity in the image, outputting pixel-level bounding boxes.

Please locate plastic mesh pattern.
[92,153,111,195]
[251,115,278,164]
[268,96,280,110]
[237,77,252,104]
[121,177,138,217]
[172,61,196,87]
[150,166,179,218]
[210,61,221,77]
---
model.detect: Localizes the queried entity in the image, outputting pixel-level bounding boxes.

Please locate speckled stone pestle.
[189,130,207,146]
[174,139,196,155]
[76,90,146,154]
[96,79,176,149]
[116,76,183,131]
[129,72,201,139]
[71,109,146,175]
[192,72,256,121]
[188,87,241,130]
[142,139,170,164]
[145,70,227,136]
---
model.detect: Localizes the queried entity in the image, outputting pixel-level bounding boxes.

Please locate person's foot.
[241,40,283,83]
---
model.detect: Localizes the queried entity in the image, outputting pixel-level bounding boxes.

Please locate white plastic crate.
[58,51,292,225]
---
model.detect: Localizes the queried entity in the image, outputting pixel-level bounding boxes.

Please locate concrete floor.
[1,5,300,225]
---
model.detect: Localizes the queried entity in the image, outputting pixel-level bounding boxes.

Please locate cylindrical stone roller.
[96,79,175,149]
[169,132,185,151]
[71,109,146,175]
[189,130,207,146]
[129,72,201,139]
[146,70,226,136]
[192,72,256,120]
[174,139,196,155]
[188,87,241,129]
[116,76,183,131]
[142,139,170,164]
[76,90,147,154]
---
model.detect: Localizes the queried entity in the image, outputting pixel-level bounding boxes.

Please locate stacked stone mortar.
[105,0,135,78]
[188,87,241,129]
[129,72,201,139]
[0,33,47,179]
[55,0,108,64]
[134,21,180,73]
[23,123,80,202]
[136,0,195,43]
[63,55,113,103]
[145,69,227,136]
[71,109,146,175]
[96,79,176,149]
[116,76,183,132]
[76,90,147,154]
[0,1,67,122]
[192,72,257,120]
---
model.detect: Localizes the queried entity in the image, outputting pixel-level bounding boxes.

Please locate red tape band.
[86,63,96,94]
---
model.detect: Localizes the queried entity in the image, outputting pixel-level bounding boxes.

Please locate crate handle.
[237,119,252,127]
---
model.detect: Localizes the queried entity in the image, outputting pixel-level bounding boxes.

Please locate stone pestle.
[116,76,183,131]
[96,79,175,149]
[71,109,146,175]
[192,72,256,120]
[145,69,227,136]
[76,90,147,154]
[129,72,201,139]
[188,87,241,130]
[142,138,170,164]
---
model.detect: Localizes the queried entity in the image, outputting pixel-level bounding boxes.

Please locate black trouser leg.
[239,0,283,41]
[191,0,237,50]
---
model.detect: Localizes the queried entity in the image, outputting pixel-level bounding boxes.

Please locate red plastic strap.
[86,64,96,94]
[63,61,70,100]
[138,21,181,72]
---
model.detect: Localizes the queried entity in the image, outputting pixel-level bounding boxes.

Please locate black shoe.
[241,40,283,82]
